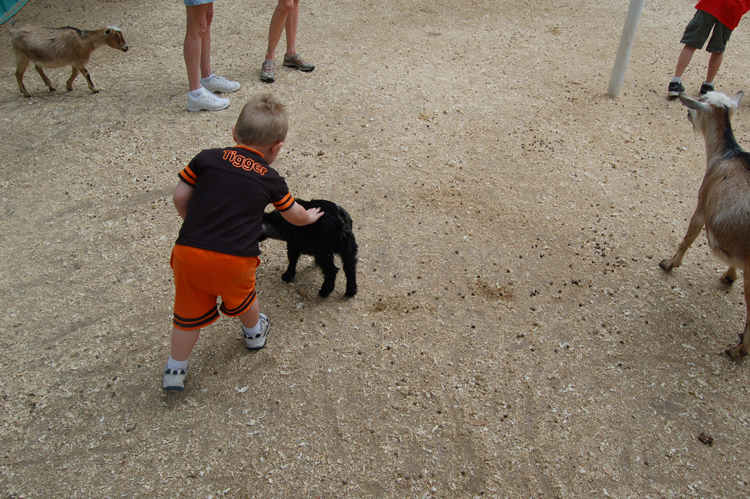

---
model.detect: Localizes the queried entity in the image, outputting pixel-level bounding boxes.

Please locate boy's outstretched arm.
[173,180,195,220]
[281,202,324,226]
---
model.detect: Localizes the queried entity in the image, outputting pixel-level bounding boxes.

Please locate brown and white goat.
[6,19,128,97]
[660,91,750,359]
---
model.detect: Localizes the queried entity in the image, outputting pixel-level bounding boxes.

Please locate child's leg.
[674,44,696,78]
[238,299,260,329]
[168,245,222,368]
[703,15,731,85]
[706,52,723,83]
[170,326,201,361]
[239,299,270,350]
[164,325,200,390]
[211,254,267,348]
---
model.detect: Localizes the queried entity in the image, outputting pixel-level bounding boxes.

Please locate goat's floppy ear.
[731,91,744,108]
[679,93,709,112]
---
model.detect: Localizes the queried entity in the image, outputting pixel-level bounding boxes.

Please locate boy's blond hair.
[235,94,288,146]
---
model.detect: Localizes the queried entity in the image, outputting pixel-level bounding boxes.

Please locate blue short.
[184,0,213,6]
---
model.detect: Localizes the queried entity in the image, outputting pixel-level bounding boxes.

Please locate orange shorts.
[170,245,260,330]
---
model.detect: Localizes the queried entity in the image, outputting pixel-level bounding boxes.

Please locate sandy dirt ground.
[2,0,750,497]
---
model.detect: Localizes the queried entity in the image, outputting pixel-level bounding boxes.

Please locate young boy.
[669,0,750,97]
[163,94,323,390]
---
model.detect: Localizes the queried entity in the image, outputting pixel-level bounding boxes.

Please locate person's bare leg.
[706,51,723,84]
[184,4,211,91]
[170,327,201,361]
[200,3,214,79]
[674,44,697,78]
[284,0,300,58]
[265,0,295,61]
[238,300,261,329]
[239,300,268,349]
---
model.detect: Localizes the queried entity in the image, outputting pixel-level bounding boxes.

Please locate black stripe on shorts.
[174,307,220,329]
[220,289,256,316]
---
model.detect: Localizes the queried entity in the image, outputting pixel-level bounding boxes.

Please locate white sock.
[167,356,189,371]
[704,81,713,86]
[242,321,261,337]
[671,76,682,83]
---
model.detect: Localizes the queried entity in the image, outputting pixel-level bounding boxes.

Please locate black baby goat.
[259,199,358,297]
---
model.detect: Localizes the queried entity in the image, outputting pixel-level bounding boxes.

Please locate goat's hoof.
[49,87,56,92]
[92,89,100,94]
[725,346,747,360]
[344,288,357,297]
[658,259,673,271]
[281,272,295,282]
[318,288,333,298]
[22,94,31,98]
[721,269,737,285]
[726,333,748,359]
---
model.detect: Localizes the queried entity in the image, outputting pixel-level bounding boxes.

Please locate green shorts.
[680,10,732,53]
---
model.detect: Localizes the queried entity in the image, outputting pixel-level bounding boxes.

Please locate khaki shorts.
[681,10,732,53]
[171,245,260,330]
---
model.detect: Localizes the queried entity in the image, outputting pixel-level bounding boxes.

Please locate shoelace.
[204,91,224,102]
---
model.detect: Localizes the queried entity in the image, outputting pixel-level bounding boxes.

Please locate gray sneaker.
[200,73,240,93]
[244,313,270,350]
[260,60,276,83]
[283,53,315,72]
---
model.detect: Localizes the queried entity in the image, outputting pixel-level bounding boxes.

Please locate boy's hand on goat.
[306,207,325,223]
[281,202,324,226]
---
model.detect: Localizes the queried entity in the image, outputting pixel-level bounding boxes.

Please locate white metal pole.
[607,0,646,97]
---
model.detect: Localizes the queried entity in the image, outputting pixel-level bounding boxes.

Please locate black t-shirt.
[175,145,294,257]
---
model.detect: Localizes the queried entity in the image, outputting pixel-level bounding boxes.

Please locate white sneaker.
[187,87,230,112]
[162,364,188,391]
[200,73,240,93]
[244,313,270,350]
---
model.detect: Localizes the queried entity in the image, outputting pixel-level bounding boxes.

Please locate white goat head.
[680,91,743,137]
